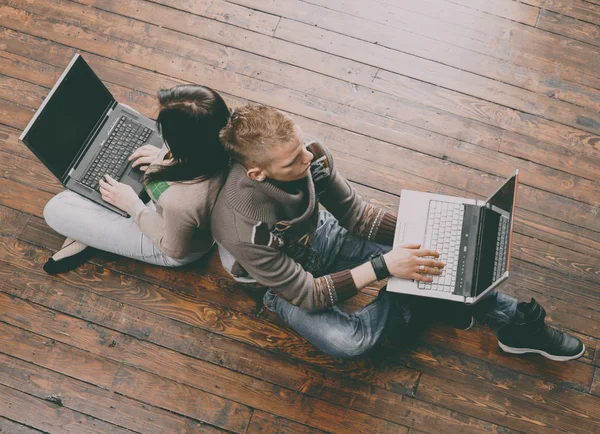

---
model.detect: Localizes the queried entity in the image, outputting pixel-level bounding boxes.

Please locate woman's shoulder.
[156,172,225,209]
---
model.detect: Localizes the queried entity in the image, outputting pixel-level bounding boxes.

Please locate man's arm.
[310,142,396,245]
[222,239,443,312]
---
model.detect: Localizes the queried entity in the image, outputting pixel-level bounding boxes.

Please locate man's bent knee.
[324,330,381,360]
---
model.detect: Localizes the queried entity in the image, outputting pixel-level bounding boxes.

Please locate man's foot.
[497,298,585,362]
[43,238,94,275]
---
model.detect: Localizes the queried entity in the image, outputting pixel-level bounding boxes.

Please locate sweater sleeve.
[130,193,198,259]
[221,239,357,312]
[315,144,397,246]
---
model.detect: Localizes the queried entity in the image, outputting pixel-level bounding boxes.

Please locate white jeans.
[43,190,207,267]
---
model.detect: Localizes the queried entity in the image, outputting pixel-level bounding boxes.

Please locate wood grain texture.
[2,0,600,432]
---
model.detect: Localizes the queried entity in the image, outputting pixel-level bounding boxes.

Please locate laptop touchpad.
[398,223,422,245]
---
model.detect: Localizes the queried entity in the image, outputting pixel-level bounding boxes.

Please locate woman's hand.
[99,175,141,213]
[128,144,161,171]
[383,244,444,282]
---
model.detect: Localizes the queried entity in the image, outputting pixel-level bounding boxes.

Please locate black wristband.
[370,253,390,281]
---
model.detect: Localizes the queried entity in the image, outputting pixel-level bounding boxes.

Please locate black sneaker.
[497,298,585,362]
[43,246,94,275]
[428,299,476,331]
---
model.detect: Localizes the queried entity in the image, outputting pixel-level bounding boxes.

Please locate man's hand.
[128,144,161,171]
[383,244,444,282]
[99,175,141,213]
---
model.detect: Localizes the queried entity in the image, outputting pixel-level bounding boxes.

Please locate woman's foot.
[43,238,94,275]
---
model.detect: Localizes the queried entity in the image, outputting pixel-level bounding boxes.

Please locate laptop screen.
[20,55,114,180]
[474,173,518,296]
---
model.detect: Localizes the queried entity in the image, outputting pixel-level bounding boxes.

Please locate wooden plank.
[0,53,160,120]
[274,16,600,137]
[512,233,600,286]
[514,209,600,261]
[0,322,252,433]
[372,71,600,181]
[0,416,42,434]
[416,371,600,434]
[0,283,412,434]
[510,258,600,312]
[230,0,600,116]
[499,130,599,185]
[0,151,62,196]
[0,353,228,434]
[537,9,600,48]
[298,0,600,91]
[436,0,540,24]
[0,124,34,160]
[0,74,45,108]
[592,369,600,397]
[0,97,34,130]
[0,205,28,237]
[247,411,328,434]
[139,0,280,36]
[18,215,64,251]
[522,0,600,26]
[0,383,132,434]
[0,177,52,217]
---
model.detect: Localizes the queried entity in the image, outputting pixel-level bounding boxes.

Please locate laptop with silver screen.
[387,172,518,304]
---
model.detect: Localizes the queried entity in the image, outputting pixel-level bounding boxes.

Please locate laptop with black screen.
[19,54,163,216]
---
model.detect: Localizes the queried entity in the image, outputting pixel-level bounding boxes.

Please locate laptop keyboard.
[493,215,510,280]
[418,200,464,292]
[81,116,153,190]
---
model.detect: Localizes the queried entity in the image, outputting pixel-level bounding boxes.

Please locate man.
[211,105,584,361]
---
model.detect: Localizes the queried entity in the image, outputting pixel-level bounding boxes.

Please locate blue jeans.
[263,211,518,359]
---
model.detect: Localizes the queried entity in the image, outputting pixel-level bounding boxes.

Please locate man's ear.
[247,167,267,182]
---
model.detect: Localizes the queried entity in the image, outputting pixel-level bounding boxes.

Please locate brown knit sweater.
[129,145,225,259]
[211,139,396,311]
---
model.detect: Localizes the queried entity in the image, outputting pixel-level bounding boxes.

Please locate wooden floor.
[1,0,600,432]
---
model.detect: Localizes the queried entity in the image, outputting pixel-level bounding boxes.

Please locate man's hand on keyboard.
[384,244,445,282]
[129,144,162,172]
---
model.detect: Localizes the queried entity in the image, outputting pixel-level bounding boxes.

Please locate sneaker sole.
[498,341,586,362]
[457,316,476,331]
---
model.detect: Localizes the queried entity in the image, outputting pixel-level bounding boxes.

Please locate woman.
[43,85,230,273]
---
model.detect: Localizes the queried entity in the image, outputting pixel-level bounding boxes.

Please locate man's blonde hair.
[219,105,299,167]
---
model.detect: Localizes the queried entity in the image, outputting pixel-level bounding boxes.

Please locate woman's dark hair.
[143,85,230,185]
